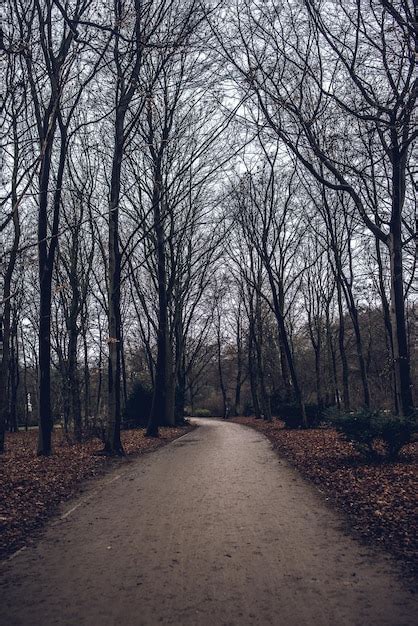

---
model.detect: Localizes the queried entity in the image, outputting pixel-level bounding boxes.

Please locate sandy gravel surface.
[0,418,416,625]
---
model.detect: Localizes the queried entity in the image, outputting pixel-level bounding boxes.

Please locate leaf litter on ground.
[0,426,192,560]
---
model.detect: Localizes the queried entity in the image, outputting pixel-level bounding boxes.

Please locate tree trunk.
[166,360,176,426]
[314,344,322,408]
[21,325,29,431]
[120,332,128,418]
[147,320,170,436]
[389,229,414,415]
[325,309,340,408]
[248,321,262,418]
[65,261,82,441]
[347,299,370,408]
[104,109,125,455]
[95,334,103,428]
[216,320,228,418]
[375,239,397,411]
[9,325,19,432]
[68,325,81,442]
[37,273,53,454]
[277,280,291,400]
[174,320,186,423]
[341,274,370,408]
[83,325,90,430]
[254,294,271,420]
[175,358,187,423]
[0,123,21,452]
[265,265,306,426]
[147,148,173,434]
[37,118,66,455]
[336,279,350,411]
[233,311,243,416]
[0,280,12,448]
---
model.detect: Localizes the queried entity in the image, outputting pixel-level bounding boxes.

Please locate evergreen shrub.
[328,409,417,460]
[123,381,153,428]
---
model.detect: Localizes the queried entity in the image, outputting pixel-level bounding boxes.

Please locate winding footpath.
[0,418,416,625]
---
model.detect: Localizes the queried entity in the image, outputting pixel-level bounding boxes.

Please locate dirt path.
[0,418,416,625]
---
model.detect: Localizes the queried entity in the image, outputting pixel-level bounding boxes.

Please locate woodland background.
[0,0,416,454]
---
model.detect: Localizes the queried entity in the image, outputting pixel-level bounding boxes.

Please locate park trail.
[0,418,417,626]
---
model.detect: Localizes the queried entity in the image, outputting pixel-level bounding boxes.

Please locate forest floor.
[231,417,418,576]
[0,425,193,561]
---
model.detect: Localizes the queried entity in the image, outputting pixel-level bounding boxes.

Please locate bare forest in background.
[0,0,416,454]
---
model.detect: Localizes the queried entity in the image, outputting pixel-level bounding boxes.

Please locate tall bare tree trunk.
[37,119,66,455]
[9,318,19,432]
[21,325,29,431]
[104,109,125,455]
[248,319,262,419]
[375,239,397,411]
[277,280,291,401]
[146,183,172,436]
[254,291,271,421]
[325,307,340,409]
[233,310,243,416]
[389,151,414,415]
[0,131,20,451]
[174,314,187,423]
[265,264,306,427]
[216,318,228,418]
[336,278,350,411]
[82,321,90,431]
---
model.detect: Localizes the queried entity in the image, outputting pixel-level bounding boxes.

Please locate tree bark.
[248,319,262,419]
[216,315,228,419]
[104,109,125,455]
[37,117,66,455]
[265,263,306,426]
[146,179,172,436]
[375,238,397,411]
[388,151,414,415]
[174,317,187,423]
[0,187,20,450]
[336,278,350,411]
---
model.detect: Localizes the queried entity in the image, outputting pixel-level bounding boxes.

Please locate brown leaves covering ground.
[233,417,418,575]
[0,426,192,561]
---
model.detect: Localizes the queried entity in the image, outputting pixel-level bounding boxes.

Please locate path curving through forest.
[1,418,416,625]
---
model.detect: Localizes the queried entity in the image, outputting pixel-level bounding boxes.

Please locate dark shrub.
[328,409,417,461]
[243,402,254,417]
[123,381,153,428]
[276,403,322,429]
[378,414,416,460]
[328,410,376,458]
[194,408,211,417]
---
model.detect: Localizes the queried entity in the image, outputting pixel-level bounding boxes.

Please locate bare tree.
[216,0,416,414]
[231,158,307,424]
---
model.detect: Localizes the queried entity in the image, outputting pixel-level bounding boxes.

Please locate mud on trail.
[1,418,417,626]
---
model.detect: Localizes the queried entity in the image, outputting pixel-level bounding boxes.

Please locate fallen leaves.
[0,425,192,561]
[233,417,418,575]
